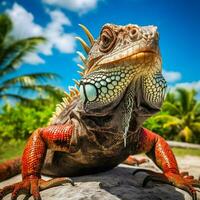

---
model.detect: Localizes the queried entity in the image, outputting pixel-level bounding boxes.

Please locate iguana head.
[77,23,167,114]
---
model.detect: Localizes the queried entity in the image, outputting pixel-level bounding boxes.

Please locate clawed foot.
[0,176,74,200]
[123,155,149,166]
[132,169,200,200]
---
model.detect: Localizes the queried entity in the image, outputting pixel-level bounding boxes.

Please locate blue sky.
[1,0,200,92]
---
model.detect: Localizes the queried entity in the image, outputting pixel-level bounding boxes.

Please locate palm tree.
[154,88,200,143]
[0,14,61,102]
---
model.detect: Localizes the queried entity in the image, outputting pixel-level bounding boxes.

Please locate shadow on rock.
[72,165,188,200]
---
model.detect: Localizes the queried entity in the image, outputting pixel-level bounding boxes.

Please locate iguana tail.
[0,157,21,181]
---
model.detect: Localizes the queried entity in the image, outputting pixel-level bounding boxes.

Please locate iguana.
[0,23,199,200]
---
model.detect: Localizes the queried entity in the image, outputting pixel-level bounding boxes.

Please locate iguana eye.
[99,27,116,52]
[101,35,111,47]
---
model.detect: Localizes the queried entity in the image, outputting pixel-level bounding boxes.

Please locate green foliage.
[0,96,61,142]
[0,13,60,103]
[144,88,200,144]
[0,140,25,162]
[171,147,200,157]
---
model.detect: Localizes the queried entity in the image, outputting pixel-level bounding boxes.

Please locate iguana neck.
[77,80,151,147]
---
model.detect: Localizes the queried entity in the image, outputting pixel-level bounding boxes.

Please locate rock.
[0,156,199,200]
[167,141,200,150]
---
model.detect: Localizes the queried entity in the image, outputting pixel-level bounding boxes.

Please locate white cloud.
[174,81,200,91]
[6,3,43,39]
[42,0,102,15]
[6,3,76,65]
[47,9,71,26]
[43,9,76,54]
[23,53,45,65]
[163,70,182,83]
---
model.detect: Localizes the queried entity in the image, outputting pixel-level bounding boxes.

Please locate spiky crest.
[49,24,94,124]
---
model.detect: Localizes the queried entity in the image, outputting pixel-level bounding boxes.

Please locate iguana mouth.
[79,49,164,112]
[87,48,160,74]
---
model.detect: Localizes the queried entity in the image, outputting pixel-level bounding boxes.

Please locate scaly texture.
[0,23,199,200]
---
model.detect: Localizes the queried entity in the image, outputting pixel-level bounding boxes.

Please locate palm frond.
[163,121,182,128]
[179,126,193,142]
[0,37,46,76]
[0,14,12,45]
[190,122,200,132]
[0,73,60,90]
[161,101,181,116]
[0,93,32,102]
[191,101,200,116]
[165,92,176,103]
[193,116,200,122]
[176,88,196,114]
[154,114,181,121]
[16,84,64,100]
[154,114,183,127]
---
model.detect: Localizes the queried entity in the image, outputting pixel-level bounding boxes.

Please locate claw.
[180,171,189,177]
[0,177,75,199]
[132,169,200,200]
[0,184,16,200]
[123,156,149,166]
[39,177,75,191]
[31,179,41,200]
